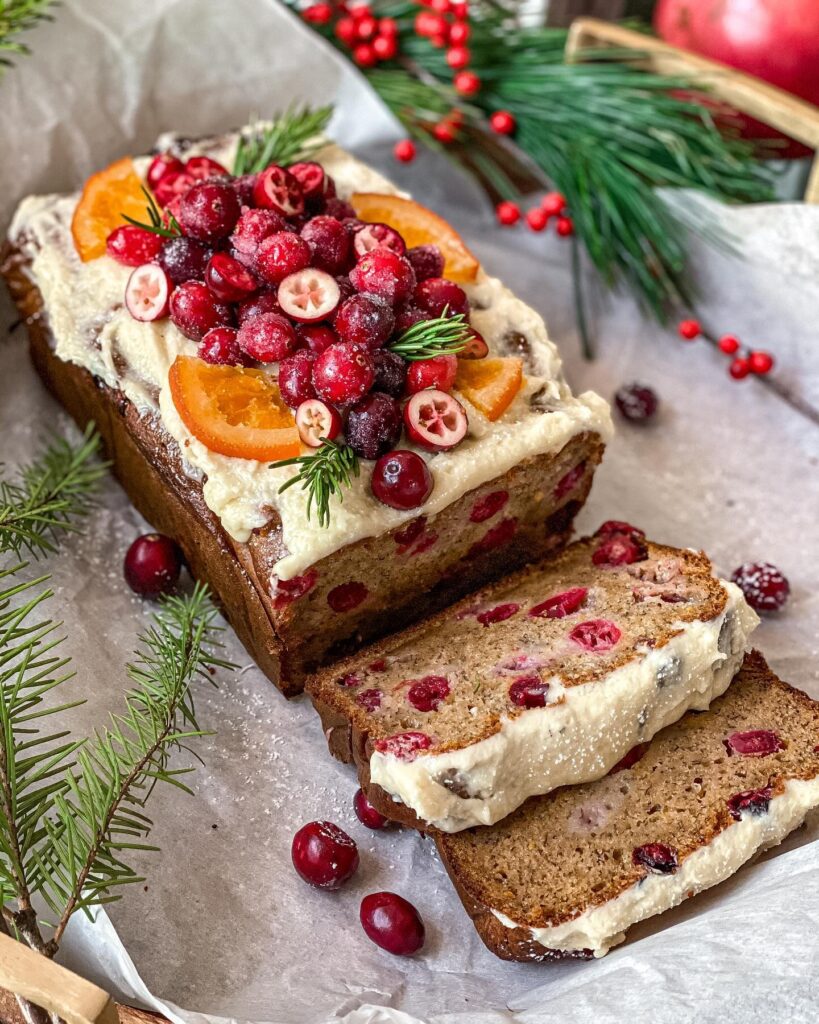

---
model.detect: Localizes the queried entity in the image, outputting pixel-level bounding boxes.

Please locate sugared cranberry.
[205,252,259,302]
[231,207,288,266]
[232,173,258,207]
[357,688,383,712]
[199,326,248,366]
[278,349,317,407]
[106,225,162,267]
[353,222,406,259]
[291,821,359,890]
[406,244,445,282]
[406,675,450,712]
[354,789,389,829]
[569,619,622,653]
[372,349,408,397]
[346,393,402,459]
[147,153,184,190]
[394,303,428,334]
[256,231,312,284]
[169,281,231,340]
[477,603,520,626]
[313,342,375,405]
[272,570,318,609]
[123,533,182,598]
[374,731,432,760]
[334,294,396,349]
[723,730,784,757]
[403,390,468,451]
[301,215,352,273]
[508,675,549,709]
[405,354,458,394]
[300,324,339,354]
[278,268,341,322]
[185,155,229,180]
[295,399,342,447]
[325,197,357,220]
[414,277,469,318]
[554,461,586,500]
[178,181,241,242]
[237,290,282,324]
[470,490,509,523]
[615,383,659,423]
[350,249,416,306]
[731,562,790,613]
[327,581,369,613]
[360,892,425,956]
[372,451,433,510]
[253,165,304,216]
[125,264,171,322]
[592,534,648,567]
[727,785,773,820]
[609,743,649,773]
[466,517,518,558]
[237,312,298,363]
[632,843,678,874]
[157,236,212,284]
[529,587,588,619]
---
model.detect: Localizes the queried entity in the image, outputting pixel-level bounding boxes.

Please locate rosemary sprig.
[390,311,471,360]
[271,438,359,529]
[121,185,181,238]
[0,0,55,71]
[233,104,334,176]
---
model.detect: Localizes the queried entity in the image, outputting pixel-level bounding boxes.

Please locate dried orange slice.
[350,193,479,283]
[455,357,523,421]
[168,356,300,462]
[71,157,148,262]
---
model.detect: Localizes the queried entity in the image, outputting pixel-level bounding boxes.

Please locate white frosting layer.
[369,583,758,832]
[492,773,819,957]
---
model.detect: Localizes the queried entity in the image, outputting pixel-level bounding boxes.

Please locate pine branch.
[233,105,334,175]
[121,186,181,238]
[271,439,359,529]
[0,0,55,70]
[390,311,471,359]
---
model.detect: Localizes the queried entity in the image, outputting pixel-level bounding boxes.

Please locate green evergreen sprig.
[122,186,181,239]
[271,438,360,529]
[390,310,471,360]
[0,0,55,71]
[233,105,334,176]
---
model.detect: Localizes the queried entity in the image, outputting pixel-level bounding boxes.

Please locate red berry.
[724,730,784,757]
[525,208,548,232]
[313,342,375,405]
[632,843,678,874]
[178,181,241,242]
[459,330,488,359]
[529,587,588,619]
[350,249,416,306]
[405,354,458,394]
[465,517,518,559]
[470,489,508,523]
[356,14,377,39]
[596,520,645,541]
[452,0,468,15]
[372,33,398,60]
[496,200,520,226]
[541,192,566,216]
[327,580,369,612]
[326,197,357,220]
[237,290,282,324]
[185,155,229,181]
[406,674,450,712]
[372,450,433,509]
[718,334,740,355]
[278,349,318,408]
[360,892,425,956]
[555,216,574,237]
[727,785,773,820]
[157,236,212,284]
[278,268,341,322]
[353,222,406,259]
[729,357,751,380]
[237,312,298,363]
[614,383,659,423]
[354,789,388,829]
[353,43,377,66]
[569,619,622,652]
[153,169,195,209]
[357,688,383,711]
[255,232,311,285]
[508,675,549,709]
[414,11,447,37]
[205,252,259,303]
[554,461,586,500]
[414,277,469,317]
[489,110,516,135]
[106,225,162,267]
[406,245,445,282]
[301,215,352,273]
[454,69,480,95]
[430,0,451,12]
[169,281,231,340]
[231,207,287,266]
[449,19,470,44]
[350,3,372,18]
[403,389,468,451]
[446,45,470,69]
[124,264,171,322]
[678,318,701,341]
[295,398,342,447]
[199,326,248,366]
[374,731,432,760]
[373,349,408,397]
[272,570,318,609]
[303,2,334,24]
[379,16,399,36]
[346,393,403,459]
[394,303,427,333]
[730,562,790,613]
[432,120,457,144]
[476,603,520,626]
[123,533,182,598]
[336,15,358,43]
[291,821,359,890]
[592,535,647,567]
[289,162,332,204]
[147,153,185,191]
[253,165,304,217]
[300,324,339,354]
[393,139,417,163]
[749,350,774,375]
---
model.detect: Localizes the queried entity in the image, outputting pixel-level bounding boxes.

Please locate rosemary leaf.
[271,439,359,529]
[233,105,334,176]
[121,186,181,238]
[390,311,471,360]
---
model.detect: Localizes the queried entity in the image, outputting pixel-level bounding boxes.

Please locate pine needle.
[0,0,55,70]
[233,105,334,175]
[271,439,359,529]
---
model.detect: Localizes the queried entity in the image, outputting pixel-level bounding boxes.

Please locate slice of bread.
[308,527,759,831]
[437,651,819,960]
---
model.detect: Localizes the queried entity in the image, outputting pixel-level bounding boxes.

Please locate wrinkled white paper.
[2,2,819,1022]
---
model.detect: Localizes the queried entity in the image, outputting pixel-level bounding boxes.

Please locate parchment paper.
[2,2,819,1022]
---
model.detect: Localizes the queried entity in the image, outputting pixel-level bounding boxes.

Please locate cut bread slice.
[308,525,759,832]
[437,651,819,960]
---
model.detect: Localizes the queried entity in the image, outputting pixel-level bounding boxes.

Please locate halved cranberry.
[458,330,489,360]
[375,731,432,760]
[554,461,586,500]
[301,215,352,273]
[272,570,318,609]
[253,165,304,216]
[291,821,359,890]
[147,153,184,190]
[335,294,395,349]
[404,389,468,451]
[466,517,518,558]
[327,581,369,612]
[295,399,342,447]
[569,619,621,652]
[405,354,458,395]
[592,535,648,567]
[723,730,784,757]
[205,252,259,302]
[237,312,298,363]
[372,451,434,510]
[477,603,520,626]
[153,169,195,208]
[338,673,361,688]
[354,789,389,829]
[609,743,649,774]
[237,290,282,324]
[288,161,331,202]
[356,688,383,712]
[508,675,549,708]
[360,892,425,956]
[596,520,646,541]
[373,349,408,397]
[300,324,339,354]
[231,208,288,264]
[106,225,162,267]
[278,268,341,322]
[470,490,509,523]
[350,249,416,306]
[406,244,444,282]
[185,155,229,180]
[730,562,790,613]
[529,587,588,619]
[353,222,406,258]
[179,181,241,242]
[347,393,402,459]
[406,676,450,712]
[727,785,773,820]
[632,843,678,874]
[157,236,212,284]
[414,277,469,317]
[278,350,318,408]
[199,326,248,366]
[123,533,182,598]
[125,264,170,322]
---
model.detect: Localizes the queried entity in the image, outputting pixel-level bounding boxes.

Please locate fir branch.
[233,104,334,176]
[0,0,55,70]
[121,185,181,238]
[390,311,471,360]
[271,439,359,529]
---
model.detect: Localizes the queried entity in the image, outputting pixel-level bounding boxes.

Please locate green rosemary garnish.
[0,0,55,73]
[390,311,471,360]
[271,438,359,529]
[121,186,181,238]
[233,105,334,176]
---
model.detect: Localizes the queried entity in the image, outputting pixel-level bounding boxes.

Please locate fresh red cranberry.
[730,562,790,613]
[178,181,241,242]
[372,451,433,510]
[256,231,312,284]
[529,587,588,619]
[237,312,298,363]
[469,490,508,523]
[334,294,395,349]
[357,688,383,712]
[609,743,649,773]
[205,252,259,302]
[394,303,428,334]
[231,207,288,265]
[289,161,333,204]
[632,843,678,874]
[403,390,468,451]
[360,892,425,956]
[327,581,369,613]
[106,225,162,267]
[169,281,232,341]
[346,393,402,459]
[123,533,182,598]
[185,155,229,180]
[406,244,445,282]
[301,215,352,273]
[313,342,375,405]
[232,173,258,207]
[199,326,248,366]
[300,324,339,354]
[253,165,304,216]
[354,789,389,829]
[723,730,784,757]
[477,603,520,626]
[153,169,195,209]
[414,277,469,318]
[615,383,659,423]
[291,821,359,890]
[406,675,450,712]
[596,520,645,541]
[373,349,409,397]
[237,290,282,324]
[405,354,458,394]
[157,236,212,284]
[147,153,184,190]
[727,785,773,821]
[278,268,341,322]
[272,570,318,609]
[278,350,318,407]
[125,264,171,322]
[353,222,406,259]
[466,517,518,558]
[569,619,622,653]
[508,675,549,708]
[325,197,357,220]
[374,731,432,760]
[350,249,416,306]
[592,534,648,567]
[554,461,586,500]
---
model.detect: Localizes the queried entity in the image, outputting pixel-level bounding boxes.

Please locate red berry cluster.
[107,151,488,514]
[677,319,775,381]
[303,1,399,66]
[495,191,574,239]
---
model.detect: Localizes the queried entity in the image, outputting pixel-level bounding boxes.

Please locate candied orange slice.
[168,356,300,462]
[455,357,523,421]
[71,157,149,262]
[350,193,479,283]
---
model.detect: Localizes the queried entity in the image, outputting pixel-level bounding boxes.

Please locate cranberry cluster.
[107,151,483,513]
[496,191,574,238]
[678,319,775,381]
